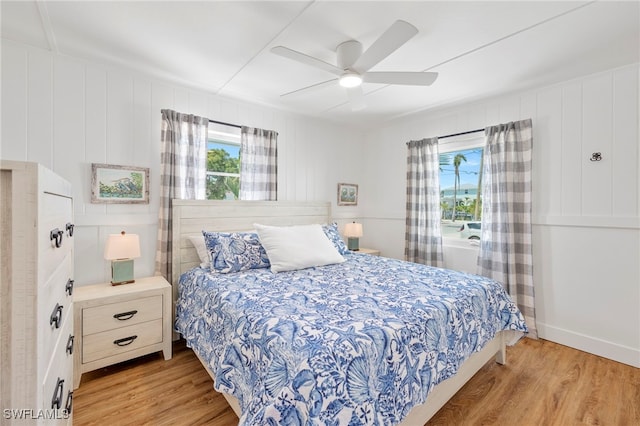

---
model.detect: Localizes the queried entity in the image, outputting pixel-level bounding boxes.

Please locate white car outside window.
[459,222,481,240]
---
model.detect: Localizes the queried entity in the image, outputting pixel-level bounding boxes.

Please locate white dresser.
[0,161,75,424]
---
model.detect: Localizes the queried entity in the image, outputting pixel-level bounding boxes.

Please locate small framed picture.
[337,183,358,206]
[91,163,149,204]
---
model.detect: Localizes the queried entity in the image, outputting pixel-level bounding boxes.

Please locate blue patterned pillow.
[202,231,270,273]
[322,223,350,255]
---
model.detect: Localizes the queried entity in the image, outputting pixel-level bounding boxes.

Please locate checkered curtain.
[155,109,208,281]
[478,118,536,338]
[405,138,444,267]
[240,126,278,200]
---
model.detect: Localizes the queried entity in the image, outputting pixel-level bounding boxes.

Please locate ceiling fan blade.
[280,78,339,98]
[346,86,366,111]
[271,46,343,76]
[363,71,438,86]
[352,20,418,72]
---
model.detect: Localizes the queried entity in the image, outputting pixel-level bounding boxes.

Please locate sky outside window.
[440,147,482,190]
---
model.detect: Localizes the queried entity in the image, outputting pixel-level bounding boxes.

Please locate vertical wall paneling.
[1,43,27,160]
[307,123,318,202]
[132,78,152,216]
[150,81,173,215]
[84,65,108,216]
[536,88,563,216]
[612,67,639,217]
[484,102,501,126]
[561,83,583,216]
[105,71,136,216]
[172,88,189,115]
[53,56,85,214]
[206,94,221,122]
[27,49,53,168]
[284,119,297,201]
[187,90,207,118]
[467,106,486,131]
[499,96,520,123]
[214,97,239,125]
[106,71,134,166]
[74,225,103,288]
[581,73,613,216]
[294,121,308,201]
[273,113,287,201]
[519,92,537,123]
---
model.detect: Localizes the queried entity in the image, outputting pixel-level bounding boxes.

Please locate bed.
[171,200,527,425]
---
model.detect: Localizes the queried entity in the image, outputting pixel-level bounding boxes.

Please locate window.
[439,135,484,239]
[206,124,241,200]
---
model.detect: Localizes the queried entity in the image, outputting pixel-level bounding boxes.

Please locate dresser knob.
[66,222,74,237]
[66,334,74,355]
[50,228,64,248]
[50,304,63,329]
[64,390,73,415]
[51,378,64,409]
[65,279,74,296]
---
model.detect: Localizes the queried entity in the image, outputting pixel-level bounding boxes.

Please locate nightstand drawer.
[82,295,162,335]
[82,319,163,363]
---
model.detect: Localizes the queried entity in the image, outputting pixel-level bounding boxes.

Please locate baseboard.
[537,322,639,368]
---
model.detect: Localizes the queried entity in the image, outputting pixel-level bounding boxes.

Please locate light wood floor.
[74,338,639,425]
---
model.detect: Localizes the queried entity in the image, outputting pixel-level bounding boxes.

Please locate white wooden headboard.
[170,200,331,303]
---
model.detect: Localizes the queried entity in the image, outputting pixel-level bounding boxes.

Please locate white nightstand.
[353,248,380,256]
[73,276,172,389]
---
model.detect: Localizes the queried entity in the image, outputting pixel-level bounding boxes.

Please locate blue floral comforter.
[175,253,527,426]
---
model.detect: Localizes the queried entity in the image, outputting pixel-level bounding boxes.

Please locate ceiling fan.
[271,20,438,111]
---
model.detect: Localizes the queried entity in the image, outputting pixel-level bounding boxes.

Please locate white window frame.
[206,124,241,200]
[439,134,485,242]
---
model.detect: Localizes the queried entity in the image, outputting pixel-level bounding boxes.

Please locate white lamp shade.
[104,232,141,260]
[344,222,363,238]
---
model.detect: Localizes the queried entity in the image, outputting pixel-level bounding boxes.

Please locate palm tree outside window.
[438,137,484,240]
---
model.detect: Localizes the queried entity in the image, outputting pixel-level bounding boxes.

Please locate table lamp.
[104,231,141,285]
[344,221,363,251]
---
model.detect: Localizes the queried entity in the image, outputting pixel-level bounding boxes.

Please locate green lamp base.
[111,259,135,285]
[347,237,360,251]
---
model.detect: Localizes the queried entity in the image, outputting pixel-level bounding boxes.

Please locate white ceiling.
[2,1,639,127]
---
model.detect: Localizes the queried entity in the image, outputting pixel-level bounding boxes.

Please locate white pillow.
[188,235,210,268]
[254,223,345,273]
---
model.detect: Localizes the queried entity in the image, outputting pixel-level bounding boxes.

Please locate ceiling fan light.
[339,73,362,88]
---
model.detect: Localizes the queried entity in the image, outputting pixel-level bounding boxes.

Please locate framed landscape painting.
[337,183,358,206]
[91,163,149,204]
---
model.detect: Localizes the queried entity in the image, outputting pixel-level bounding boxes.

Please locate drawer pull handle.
[50,304,63,329]
[50,228,64,248]
[113,310,138,321]
[51,378,64,409]
[66,334,74,355]
[65,278,74,296]
[114,335,138,346]
[66,222,74,237]
[64,390,73,416]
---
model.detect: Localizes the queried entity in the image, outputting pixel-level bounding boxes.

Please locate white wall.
[361,64,640,367]
[1,40,364,286]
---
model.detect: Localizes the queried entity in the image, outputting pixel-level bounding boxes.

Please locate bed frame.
[170,199,507,425]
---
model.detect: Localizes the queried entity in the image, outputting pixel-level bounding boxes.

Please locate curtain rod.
[438,128,484,139]
[209,119,242,129]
